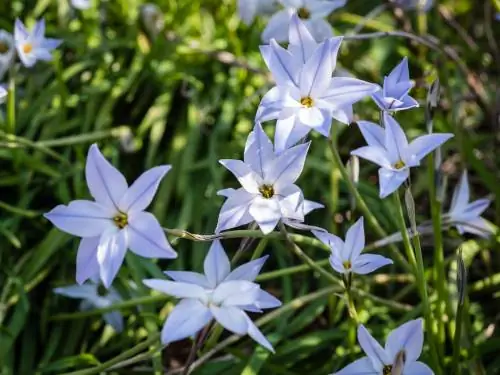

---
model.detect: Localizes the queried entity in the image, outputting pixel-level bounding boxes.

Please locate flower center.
[22,43,33,54]
[393,159,406,169]
[297,7,311,19]
[113,212,128,229]
[343,260,352,270]
[383,365,393,375]
[300,96,314,108]
[259,184,274,199]
[0,41,9,54]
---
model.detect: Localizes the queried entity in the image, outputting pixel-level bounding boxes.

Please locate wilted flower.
[71,0,91,10]
[238,0,279,25]
[334,319,433,375]
[393,0,434,12]
[217,122,317,234]
[313,217,392,275]
[14,19,62,68]
[54,282,124,332]
[0,31,15,79]
[446,170,492,237]
[143,241,281,351]
[351,114,453,198]
[258,35,378,151]
[45,144,177,288]
[262,0,347,42]
[372,57,419,112]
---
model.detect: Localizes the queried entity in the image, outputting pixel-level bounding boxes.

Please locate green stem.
[393,193,418,273]
[451,298,464,375]
[7,65,15,134]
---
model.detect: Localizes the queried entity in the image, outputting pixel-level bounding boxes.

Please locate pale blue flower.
[0,85,6,104]
[45,144,177,288]
[54,282,124,332]
[334,319,433,375]
[446,170,492,237]
[257,36,378,152]
[14,19,62,68]
[313,217,392,275]
[394,0,434,12]
[143,241,281,351]
[71,0,91,10]
[262,0,347,42]
[351,114,453,198]
[371,57,419,112]
[217,122,316,234]
[239,0,279,25]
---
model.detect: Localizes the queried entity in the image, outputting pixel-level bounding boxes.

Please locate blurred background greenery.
[0,0,499,374]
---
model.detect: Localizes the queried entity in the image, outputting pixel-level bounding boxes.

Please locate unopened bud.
[457,248,467,305]
[140,4,165,38]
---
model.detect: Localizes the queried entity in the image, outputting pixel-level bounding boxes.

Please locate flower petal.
[351,146,391,169]
[461,199,491,218]
[244,313,275,352]
[127,211,177,258]
[244,122,275,177]
[54,284,97,300]
[304,18,333,42]
[97,229,127,288]
[322,77,379,108]
[312,230,344,251]
[255,290,282,309]
[225,256,269,282]
[357,325,388,371]
[265,141,310,188]
[212,280,260,306]
[379,168,409,199]
[219,159,262,193]
[450,170,469,214]
[249,196,282,234]
[357,121,385,148]
[261,9,293,43]
[288,13,317,64]
[103,311,124,332]
[44,200,114,238]
[404,361,434,375]
[210,305,248,335]
[333,356,378,375]
[164,271,210,288]
[118,165,171,213]
[329,253,346,274]
[308,0,346,18]
[85,144,128,209]
[407,133,453,161]
[215,188,255,233]
[256,86,288,122]
[385,57,410,89]
[14,19,28,42]
[76,237,100,284]
[352,253,393,275]
[274,115,311,153]
[262,39,301,87]
[299,39,332,96]
[298,106,328,128]
[383,113,408,162]
[344,217,365,261]
[32,19,46,40]
[204,240,231,287]
[385,318,424,363]
[143,279,207,300]
[161,299,212,344]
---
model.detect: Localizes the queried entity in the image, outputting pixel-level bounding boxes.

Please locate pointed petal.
[383,113,408,162]
[371,90,389,111]
[127,211,177,258]
[274,115,311,153]
[164,271,210,288]
[118,166,171,213]
[244,122,275,177]
[244,313,275,352]
[299,39,332,96]
[143,279,207,300]
[357,121,385,148]
[288,14,317,64]
[85,144,128,209]
[54,284,97,300]
[304,18,333,42]
[309,0,346,18]
[407,133,453,161]
[41,38,62,50]
[265,142,310,188]
[249,196,281,234]
[329,253,346,274]
[277,184,305,221]
[404,361,434,375]
[304,199,324,214]
[76,237,100,284]
[103,311,124,332]
[204,240,231,287]
[225,256,269,282]
[312,230,344,251]
[97,230,127,288]
[265,39,301,87]
[215,188,255,233]
[323,77,379,108]
[255,289,282,309]
[457,217,493,238]
[352,254,393,275]
[386,57,410,89]
[161,299,212,344]
[351,146,391,169]
[256,86,287,122]
[395,94,419,111]
[210,305,248,335]
[334,356,378,375]
[44,200,114,238]
[329,36,343,72]
[385,318,423,363]
[379,168,409,198]
[462,199,491,218]
[32,19,46,40]
[261,9,293,43]
[357,325,388,371]
[212,280,260,306]
[344,217,365,260]
[331,105,353,125]
[14,19,28,42]
[219,159,262,193]
[450,170,469,213]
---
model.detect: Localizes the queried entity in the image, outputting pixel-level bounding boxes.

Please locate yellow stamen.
[297,7,311,19]
[22,43,33,54]
[259,184,274,199]
[300,96,314,108]
[393,160,406,169]
[113,212,128,229]
[383,365,393,375]
[343,260,352,270]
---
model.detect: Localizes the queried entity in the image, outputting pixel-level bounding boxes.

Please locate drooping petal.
[383,113,408,163]
[44,200,114,238]
[118,165,171,213]
[219,159,262,193]
[225,256,269,282]
[357,325,388,371]
[142,279,207,300]
[263,39,301,87]
[403,361,434,375]
[212,280,260,307]
[378,167,409,199]
[357,121,385,148]
[161,299,212,344]
[265,142,310,188]
[322,77,379,108]
[127,211,177,258]
[344,217,365,260]
[244,313,275,352]
[299,39,332,97]
[288,13,317,64]
[352,254,393,275]
[85,144,128,209]
[262,9,293,43]
[97,229,127,288]
[407,133,453,162]
[164,271,210,288]
[76,237,100,284]
[210,305,248,335]
[249,196,282,234]
[333,356,378,375]
[312,230,344,252]
[309,0,347,18]
[54,284,97,300]
[103,311,124,332]
[215,188,255,233]
[385,318,424,363]
[450,170,469,213]
[303,199,324,214]
[458,217,492,238]
[351,146,391,169]
[244,122,275,177]
[274,115,312,153]
[204,240,231,287]
[277,184,304,221]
